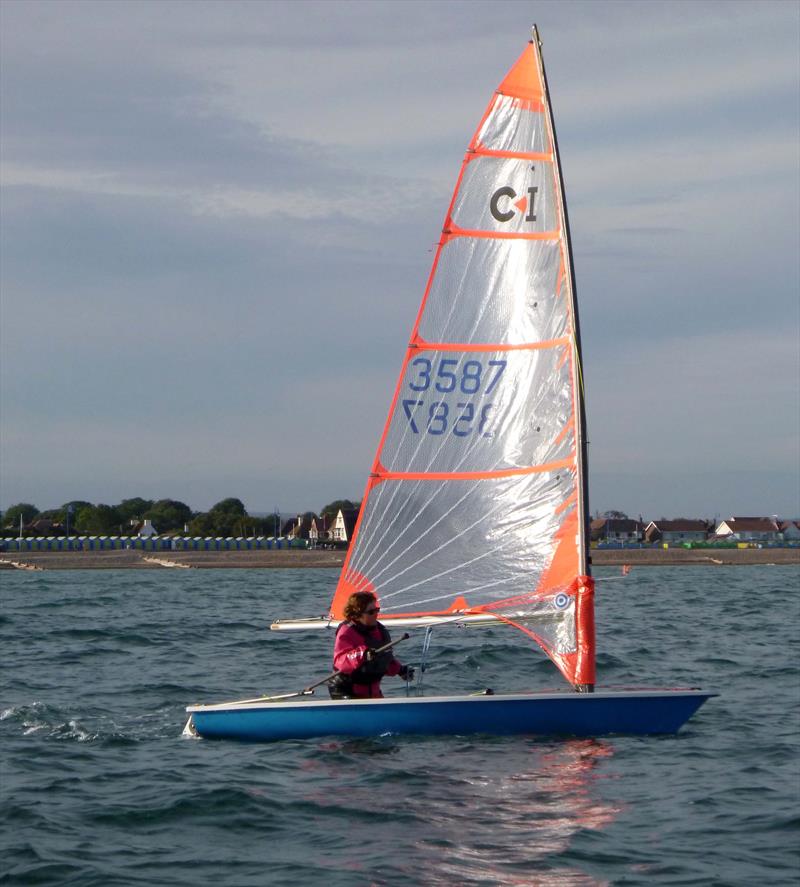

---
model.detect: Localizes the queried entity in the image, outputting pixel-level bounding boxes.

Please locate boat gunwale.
[186,688,716,714]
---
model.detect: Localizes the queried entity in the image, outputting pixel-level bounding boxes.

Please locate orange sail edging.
[373,456,574,483]
[535,505,581,598]
[573,575,596,686]
[442,223,560,244]
[497,43,545,103]
[470,145,554,162]
[410,337,570,353]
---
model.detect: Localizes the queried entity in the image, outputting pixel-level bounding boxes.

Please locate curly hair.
[343,591,378,621]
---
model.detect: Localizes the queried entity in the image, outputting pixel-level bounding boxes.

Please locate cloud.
[1,0,798,517]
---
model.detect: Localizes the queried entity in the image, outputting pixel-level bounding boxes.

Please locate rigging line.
[361,448,569,588]
[357,435,498,583]
[355,362,479,561]
[354,486,436,581]
[355,383,474,565]
[353,433,483,575]
[376,472,576,601]
[347,472,399,563]
[376,531,526,602]
[416,626,434,691]
[372,486,521,596]
[360,470,493,588]
[350,477,433,579]
[355,407,520,582]
[352,431,450,571]
[383,565,530,609]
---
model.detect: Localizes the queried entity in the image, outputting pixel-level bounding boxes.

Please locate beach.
[1,546,797,570]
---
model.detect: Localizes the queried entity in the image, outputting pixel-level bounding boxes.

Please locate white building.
[138,519,158,538]
[714,517,779,542]
[779,521,800,540]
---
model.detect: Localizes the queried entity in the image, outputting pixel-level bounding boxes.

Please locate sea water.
[1,566,798,886]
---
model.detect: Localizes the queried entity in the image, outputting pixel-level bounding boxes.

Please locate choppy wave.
[1,566,798,886]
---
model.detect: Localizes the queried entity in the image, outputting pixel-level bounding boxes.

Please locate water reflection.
[303,737,619,886]
[416,739,618,885]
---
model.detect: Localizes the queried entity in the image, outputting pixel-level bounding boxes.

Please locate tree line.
[0,498,359,538]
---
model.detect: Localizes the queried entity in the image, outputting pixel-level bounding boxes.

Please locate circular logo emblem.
[554,592,570,610]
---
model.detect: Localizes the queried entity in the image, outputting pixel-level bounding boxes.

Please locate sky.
[1,0,798,520]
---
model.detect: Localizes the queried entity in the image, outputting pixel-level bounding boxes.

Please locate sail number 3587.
[402,358,506,437]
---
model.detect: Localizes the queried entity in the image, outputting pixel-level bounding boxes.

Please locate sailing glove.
[398,665,415,681]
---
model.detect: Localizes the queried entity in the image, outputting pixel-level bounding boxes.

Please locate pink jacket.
[332,622,403,698]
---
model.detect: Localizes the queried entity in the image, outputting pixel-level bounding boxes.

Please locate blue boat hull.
[186,689,714,742]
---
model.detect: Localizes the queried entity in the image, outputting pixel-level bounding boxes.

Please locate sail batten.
[330,36,594,689]
[373,459,574,481]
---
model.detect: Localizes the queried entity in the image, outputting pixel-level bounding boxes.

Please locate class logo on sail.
[490,167,538,222]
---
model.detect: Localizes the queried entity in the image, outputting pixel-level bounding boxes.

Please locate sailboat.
[185,28,713,741]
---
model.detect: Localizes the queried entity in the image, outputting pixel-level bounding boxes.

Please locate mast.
[531,24,591,579]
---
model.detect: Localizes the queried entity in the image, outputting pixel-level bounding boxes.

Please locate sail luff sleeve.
[533,30,591,579]
[533,30,595,689]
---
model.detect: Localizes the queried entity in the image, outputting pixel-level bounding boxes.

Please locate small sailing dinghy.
[185,28,713,742]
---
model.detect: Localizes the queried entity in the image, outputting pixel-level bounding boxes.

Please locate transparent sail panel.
[344,472,577,615]
[451,157,556,234]
[477,94,549,154]
[418,238,566,345]
[496,595,576,655]
[380,347,574,474]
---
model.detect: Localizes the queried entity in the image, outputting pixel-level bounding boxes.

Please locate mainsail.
[330,33,595,690]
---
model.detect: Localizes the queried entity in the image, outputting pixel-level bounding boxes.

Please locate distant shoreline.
[1,547,797,571]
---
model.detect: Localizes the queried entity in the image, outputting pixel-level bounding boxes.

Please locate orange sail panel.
[331,39,592,688]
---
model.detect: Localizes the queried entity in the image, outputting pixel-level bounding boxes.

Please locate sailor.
[329,591,414,699]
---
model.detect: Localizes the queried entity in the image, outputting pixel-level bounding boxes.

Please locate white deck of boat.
[186,688,712,713]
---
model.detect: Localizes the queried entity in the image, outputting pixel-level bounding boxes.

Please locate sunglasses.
[364,607,380,615]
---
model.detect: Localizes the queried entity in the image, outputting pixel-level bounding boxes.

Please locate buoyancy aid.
[329,621,393,698]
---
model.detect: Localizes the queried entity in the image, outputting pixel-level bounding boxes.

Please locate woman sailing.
[329,591,414,699]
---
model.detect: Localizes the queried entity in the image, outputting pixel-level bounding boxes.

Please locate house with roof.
[330,508,359,544]
[285,513,328,543]
[25,518,64,536]
[644,519,709,544]
[778,520,800,541]
[590,518,643,543]
[309,514,329,543]
[125,518,158,538]
[714,517,780,542]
